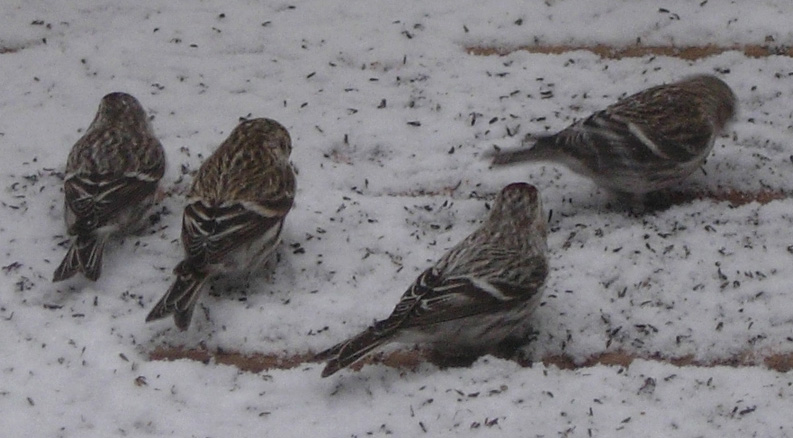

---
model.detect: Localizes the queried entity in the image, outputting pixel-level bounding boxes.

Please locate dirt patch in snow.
[466,44,793,59]
[150,347,793,374]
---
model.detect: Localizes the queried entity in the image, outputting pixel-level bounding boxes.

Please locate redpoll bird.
[146,118,296,330]
[53,92,166,282]
[316,182,548,377]
[489,75,737,196]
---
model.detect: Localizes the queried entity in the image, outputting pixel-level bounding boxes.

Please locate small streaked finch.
[489,75,737,197]
[316,182,548,377]
[146,118,296,330]
[53,92,166,282]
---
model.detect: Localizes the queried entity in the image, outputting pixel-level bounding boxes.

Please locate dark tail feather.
[53,244,80,282]
[488,135,559,166]
[317,329,391,378]
[146,268,208,331]
[53,235,106,282]
[77,235,106,281]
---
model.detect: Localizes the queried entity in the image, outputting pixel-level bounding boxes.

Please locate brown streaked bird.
[316,182,548,377]
[489,75,736,197]
[146,118,296,330]
[53,92,166,282]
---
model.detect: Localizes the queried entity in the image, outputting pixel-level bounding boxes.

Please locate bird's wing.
[603,93,715,162]
[181,201,284,268]
[552,109,684,171]
[255,163,296,215]
[377,256,548,333]
[64,172,158,234]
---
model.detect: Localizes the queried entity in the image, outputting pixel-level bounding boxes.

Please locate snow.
[1,0,792,436]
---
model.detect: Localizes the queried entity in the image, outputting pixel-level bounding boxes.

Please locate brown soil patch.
[764,352,793,372]
[541,350,762,370]
[466,44,793,59]
[149,346,312,373]
[149,347,793,374]
[714,189,788,206]
[385,188,789,208]
[659,189,788,208]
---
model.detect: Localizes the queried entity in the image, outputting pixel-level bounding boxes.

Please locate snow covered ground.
[1,0,793,436]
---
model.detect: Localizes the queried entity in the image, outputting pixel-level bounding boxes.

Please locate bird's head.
[95,92,148,126]
[685,75,737,131]
[234,118,293,158]
[490,182,545,229]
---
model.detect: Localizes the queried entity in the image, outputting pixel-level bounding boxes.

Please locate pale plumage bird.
[146,118,296,330]
[316,182,548,377]
[53,92,166,282]
[489,75,737,197]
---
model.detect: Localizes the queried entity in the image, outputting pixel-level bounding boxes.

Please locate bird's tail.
[145,265,209,331]
[487,135,560,166]
[53,234,107,282]
[315,328,392,377]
